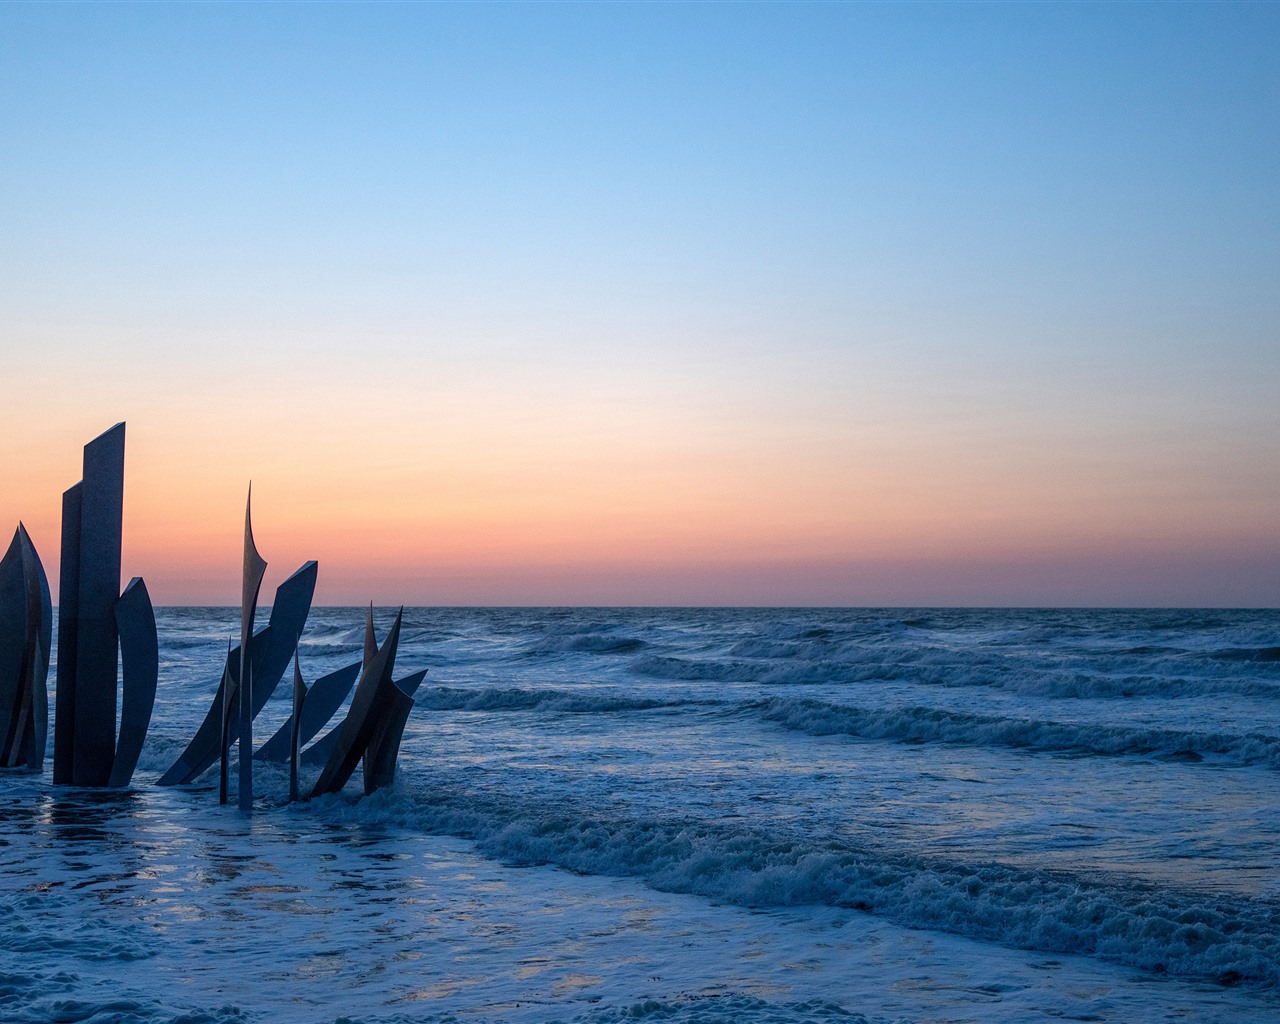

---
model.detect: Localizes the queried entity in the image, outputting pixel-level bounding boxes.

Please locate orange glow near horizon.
[3,4,1278,607]
[4,403,1276,607]
[2,308,1275,609]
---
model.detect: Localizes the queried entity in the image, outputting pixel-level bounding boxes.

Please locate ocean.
[2,606,1278,1023]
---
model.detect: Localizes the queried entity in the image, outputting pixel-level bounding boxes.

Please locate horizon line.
[68,603,1280,612]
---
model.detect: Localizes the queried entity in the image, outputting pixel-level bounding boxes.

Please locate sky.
[1,1,1277,607]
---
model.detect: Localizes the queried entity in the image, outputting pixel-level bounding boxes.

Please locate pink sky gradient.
[3,5,1277,605]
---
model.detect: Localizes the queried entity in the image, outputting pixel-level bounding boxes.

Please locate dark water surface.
[2,607,1278,1022]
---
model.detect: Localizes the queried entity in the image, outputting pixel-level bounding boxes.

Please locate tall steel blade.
[238,485,268,812]
[52,484,82,784]
[70,423,124,786]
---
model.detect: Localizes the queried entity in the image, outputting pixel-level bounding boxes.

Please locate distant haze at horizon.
[2,3,1277,607]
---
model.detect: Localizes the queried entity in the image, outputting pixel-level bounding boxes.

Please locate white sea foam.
[319,781,1280,990]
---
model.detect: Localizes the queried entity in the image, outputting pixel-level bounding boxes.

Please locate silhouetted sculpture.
[6,423,428,803]
[310,609,415,797]
[288,652,305,803]
[108,577,158,787]
[236,489,268,811]
[363,668,427,794]
[217,639,232,802]
[157,561,317,788]
[300,606,380,767]
[0,525,52,771]
[300,667,425,765]
[299,718,341,766]
[52,423,158,788]
[255,660,360,763]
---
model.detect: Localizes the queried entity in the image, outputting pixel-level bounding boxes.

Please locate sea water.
[2,607,1278,1023]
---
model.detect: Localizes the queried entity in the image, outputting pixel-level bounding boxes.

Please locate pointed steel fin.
[309,608,403,797]
[362,668,428,795]
[363,603,376,669]
[255,658,358,763]
[0,528,29,765]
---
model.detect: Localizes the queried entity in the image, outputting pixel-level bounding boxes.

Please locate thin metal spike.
[218,636,233,805]
[289,651,306,804]
[363,603,376,669]
[238,485,268,813]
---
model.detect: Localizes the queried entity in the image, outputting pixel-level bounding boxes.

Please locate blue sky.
[2,2,1277,605]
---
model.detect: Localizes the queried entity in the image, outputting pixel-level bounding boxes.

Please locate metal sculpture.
[0,525,52,771]
[157,560,317,787]
[234,488,268,810]
[299,718,341,766]
[289,652,305,803]
[299,666,424,766]
[299,605,380,766]
[54,425,123,785]
[217,639,233,802]
[255,660,360,763]
[52,484,81,783]
[5,423,430,803]
[363,603,377,669]
[363,668,427,794]
[108,577,158,787]
[52,423,158,788]
[309,609,406,797]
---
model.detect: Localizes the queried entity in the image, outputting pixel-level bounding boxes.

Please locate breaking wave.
[325,783,1280,990]
[753,696,1280,766]
[527,634,650,656]
[631,650,1280,700]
